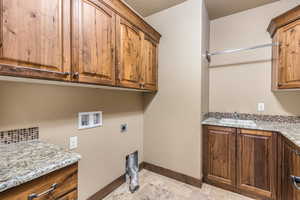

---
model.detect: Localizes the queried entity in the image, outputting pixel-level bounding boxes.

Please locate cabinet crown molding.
[268,5,300,37]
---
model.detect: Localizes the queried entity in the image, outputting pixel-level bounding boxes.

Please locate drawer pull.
[28,183,58,200]
[291,175,300,190]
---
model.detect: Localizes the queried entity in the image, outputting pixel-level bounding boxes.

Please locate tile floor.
[104,170,254,200]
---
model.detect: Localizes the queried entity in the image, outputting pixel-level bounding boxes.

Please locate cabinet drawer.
[0,163,78,200]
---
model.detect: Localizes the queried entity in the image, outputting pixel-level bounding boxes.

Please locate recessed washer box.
[78,111,102,129]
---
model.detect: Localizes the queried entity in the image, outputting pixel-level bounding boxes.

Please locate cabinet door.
[237,129,277,199]
[73,0,115,85]
[116,16,142,89]
[277,20,300,89]
[203,126,237,191]
[281,138,300,200]
[0,0,71,80]
[141,34,158,91]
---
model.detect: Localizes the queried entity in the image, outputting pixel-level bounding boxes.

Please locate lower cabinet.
[280,136,300,200]
[237,129,277,199]
[0,163,78,200]
[203,125,277,199]
[203,126,236,191]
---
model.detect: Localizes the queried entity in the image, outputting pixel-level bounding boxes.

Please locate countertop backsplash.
[0,127,39,145]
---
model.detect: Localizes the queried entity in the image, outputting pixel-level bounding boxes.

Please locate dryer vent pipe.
[126,151,139,193]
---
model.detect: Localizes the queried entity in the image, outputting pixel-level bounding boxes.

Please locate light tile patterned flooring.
[104,170,254,200]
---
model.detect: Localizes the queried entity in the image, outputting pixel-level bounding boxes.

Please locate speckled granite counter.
[0,140,81,192]
[202,117,300,147]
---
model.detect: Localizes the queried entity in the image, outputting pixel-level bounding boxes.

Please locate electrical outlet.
[121,124,128,133]
[258,103,265,112]
[69,136,78,150]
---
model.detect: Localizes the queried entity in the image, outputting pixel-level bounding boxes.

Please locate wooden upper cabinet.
[237,129,277,199]
[268,5,300,90]
[203,126,237,191]
[0,0,71,80]
[0,0,161,91]
[141,34,158,91]
[116,16,143,89]
[73,0,116,85]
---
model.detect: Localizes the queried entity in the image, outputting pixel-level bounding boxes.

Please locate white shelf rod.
[205,42,279,63]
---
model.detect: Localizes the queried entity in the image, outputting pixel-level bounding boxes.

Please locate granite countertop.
[202,117,300,147]
[0,140,81,193]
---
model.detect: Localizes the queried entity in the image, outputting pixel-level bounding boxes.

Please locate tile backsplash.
[0,127,39,145]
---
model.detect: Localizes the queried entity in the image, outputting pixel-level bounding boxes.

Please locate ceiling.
[124,0,187,17]
[124,0,279,20]
[205,0,279,19]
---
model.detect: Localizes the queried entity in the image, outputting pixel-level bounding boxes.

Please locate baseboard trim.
[87,163,145,200]
[143,162,202,188]
[88,174,125,200]
[88,162,202,200]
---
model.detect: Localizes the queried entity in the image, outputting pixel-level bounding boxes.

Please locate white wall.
[209,0,300,115]
[143,0,209,179]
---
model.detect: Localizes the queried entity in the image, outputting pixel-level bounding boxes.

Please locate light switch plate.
[258,103,265,112]
[70,136,78,150]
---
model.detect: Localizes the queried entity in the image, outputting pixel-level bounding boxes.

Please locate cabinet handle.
[28,183,57,200]
[291,175,300,190]
[73,72,79,79]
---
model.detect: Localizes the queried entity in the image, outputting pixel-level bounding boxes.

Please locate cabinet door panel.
[0,0,70,80]
[277,20,300,88]
[203,126,236,191]
[116,16,142,89]
[76,0,115,85]
[281,139,300,200]
[237,129,276,199]
[141,34,158,91]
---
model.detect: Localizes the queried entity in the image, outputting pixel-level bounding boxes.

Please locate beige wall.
[209,0,300,115]
[0,81,143,200]
[143,0,208,179]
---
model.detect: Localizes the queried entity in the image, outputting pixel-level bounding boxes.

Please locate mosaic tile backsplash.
[0,127,39,145]
[207,112,300,123]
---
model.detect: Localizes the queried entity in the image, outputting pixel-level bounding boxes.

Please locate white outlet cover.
[70,136,78,150]
[258,103,265,112]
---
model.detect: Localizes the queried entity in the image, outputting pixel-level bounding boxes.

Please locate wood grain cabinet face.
[116,16,142,89]
[0,0,71,80]
[268,6,300,90]
[141,35,158,91]
[237,129,277,199]
[0,163,78,200]
[74,0,116,85]
[275,21,300,89]
[281,139,300,200]
[203,126,237,191]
